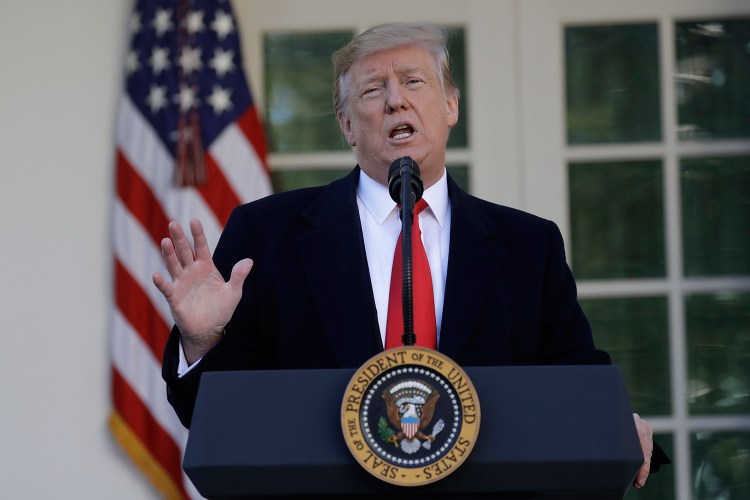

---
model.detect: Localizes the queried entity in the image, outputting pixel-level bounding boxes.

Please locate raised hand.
[152,219,253,364]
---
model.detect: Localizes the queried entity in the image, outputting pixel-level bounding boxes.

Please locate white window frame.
[520,1,750,498]
[233,0,522,206]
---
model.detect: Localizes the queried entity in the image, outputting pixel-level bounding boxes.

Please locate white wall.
[0,1,160,497]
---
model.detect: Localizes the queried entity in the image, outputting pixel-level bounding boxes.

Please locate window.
[563,16,750,500]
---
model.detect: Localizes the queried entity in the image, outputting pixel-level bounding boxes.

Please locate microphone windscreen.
[388,157,423,204]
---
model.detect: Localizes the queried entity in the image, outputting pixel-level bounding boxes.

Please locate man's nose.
[385,84,408,113]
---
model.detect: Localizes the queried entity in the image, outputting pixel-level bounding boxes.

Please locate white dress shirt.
[178,168,452,375]
[356,168,451,346]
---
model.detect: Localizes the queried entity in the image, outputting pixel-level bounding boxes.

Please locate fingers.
[158,236,185,280]
[169,220,196,267]
[152,271,174,298]
[160,220,209,279]
[634,455,651,488]
[228,258,254,291]
[632,413,654,488]
[190,218,212,261]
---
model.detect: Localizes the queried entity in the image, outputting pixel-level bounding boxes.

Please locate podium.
[184,366,642,499]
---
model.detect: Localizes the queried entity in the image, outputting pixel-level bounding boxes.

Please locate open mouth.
[390,124,414,140]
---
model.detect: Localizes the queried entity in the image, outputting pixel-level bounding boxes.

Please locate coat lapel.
[295,170,506,365]
[439,178,505,360]
[296,168,383,368]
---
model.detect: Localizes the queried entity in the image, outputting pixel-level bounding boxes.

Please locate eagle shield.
[382,380,440,453]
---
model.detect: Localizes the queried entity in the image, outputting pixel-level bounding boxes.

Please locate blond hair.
[332,23,459,114]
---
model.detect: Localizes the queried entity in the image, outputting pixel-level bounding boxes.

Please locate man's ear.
[445,93,459,128]
[337,111,356,146]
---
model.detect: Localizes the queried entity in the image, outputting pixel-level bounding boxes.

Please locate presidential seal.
[341,346,480,486]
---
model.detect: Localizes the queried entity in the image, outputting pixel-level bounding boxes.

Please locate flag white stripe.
[113,5,269,499]
[210,123,272,202]
[111,311,188,446]
[116,95,223,249]
[112,232,203,498]
[182,472,202,500]
[113,200,173,327]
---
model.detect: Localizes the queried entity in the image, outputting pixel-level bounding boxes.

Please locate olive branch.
[378,416,395,443]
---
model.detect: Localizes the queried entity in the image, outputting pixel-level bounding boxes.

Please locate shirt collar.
[357,167,449,227]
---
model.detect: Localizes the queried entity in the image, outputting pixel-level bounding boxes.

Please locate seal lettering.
[341,347,480,487]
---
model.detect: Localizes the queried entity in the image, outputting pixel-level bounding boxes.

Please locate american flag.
[109,0,271,498]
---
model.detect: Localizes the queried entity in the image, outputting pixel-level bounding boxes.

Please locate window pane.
[686,292,750,416]
[582,297,671,415]
[681,156,750,276]
[565,24,661,144]
[272,165,470,193]
[676,19,750,140]
[264,31,353,153]
[445,27,468,149]
[626,433,675,500]
[447,165,469,192]
[692,431,750,499]
[569,160,665,279]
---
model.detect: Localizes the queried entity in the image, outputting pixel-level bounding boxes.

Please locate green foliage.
[378,416,395,443]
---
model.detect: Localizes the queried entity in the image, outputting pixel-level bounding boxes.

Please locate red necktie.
[385,199,437,350]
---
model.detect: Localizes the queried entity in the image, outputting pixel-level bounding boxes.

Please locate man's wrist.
[181,329,225,365]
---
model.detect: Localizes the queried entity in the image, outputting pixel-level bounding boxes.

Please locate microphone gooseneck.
[387,157,424,347]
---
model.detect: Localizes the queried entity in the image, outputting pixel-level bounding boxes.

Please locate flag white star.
[210,11,234,40]
[209,48,234,77]
[125,50,139,75]
[175,84,200,112]
[152,8,173,37]
[186,10,205,34]
[149,46,171,75]
[207,85,232,114]
[169,126,196,143]
[130,12,142,34]
[179,46,202,74]
[147,85,168,113]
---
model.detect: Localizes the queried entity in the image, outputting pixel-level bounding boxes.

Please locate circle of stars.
[360,365,462,468]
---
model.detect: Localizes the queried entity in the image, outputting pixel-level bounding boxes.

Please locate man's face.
[337,45,459,188]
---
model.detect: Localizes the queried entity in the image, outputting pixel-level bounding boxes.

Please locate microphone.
[387,156,424,206]
[387,157,424,347]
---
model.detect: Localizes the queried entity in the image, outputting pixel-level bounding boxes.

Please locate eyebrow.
[356,64,430,90]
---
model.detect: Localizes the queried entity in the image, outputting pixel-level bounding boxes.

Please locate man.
[154,23,664,488]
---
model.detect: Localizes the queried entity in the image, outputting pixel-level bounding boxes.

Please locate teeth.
[391,124,412,139]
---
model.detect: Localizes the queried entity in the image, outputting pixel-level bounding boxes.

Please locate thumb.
[228,258,253,290]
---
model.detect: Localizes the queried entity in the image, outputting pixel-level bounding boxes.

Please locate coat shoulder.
[457,190,560,244]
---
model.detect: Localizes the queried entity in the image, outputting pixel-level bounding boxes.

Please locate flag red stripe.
[115,259,170,361]
[196,152,241,226]
[116,149,171,245]
[235,107,270,175]
[111,367,188,499]
[112,4,271,497]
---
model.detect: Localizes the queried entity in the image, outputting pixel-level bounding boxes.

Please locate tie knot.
[414,198,428,215]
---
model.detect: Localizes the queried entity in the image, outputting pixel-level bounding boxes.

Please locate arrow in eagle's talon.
[423,419,446,449]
